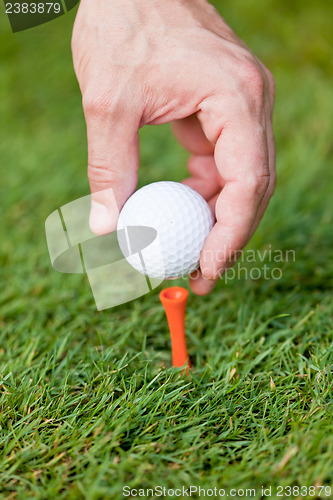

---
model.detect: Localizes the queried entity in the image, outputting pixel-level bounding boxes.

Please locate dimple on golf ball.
[117,181,214,279]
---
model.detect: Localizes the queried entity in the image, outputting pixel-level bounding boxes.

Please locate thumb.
[85,108,140,235]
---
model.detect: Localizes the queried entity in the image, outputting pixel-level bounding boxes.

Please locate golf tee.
[159,287,191,370]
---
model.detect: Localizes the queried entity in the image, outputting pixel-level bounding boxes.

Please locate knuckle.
[88,162,119,185]
[265,68,276,100]
[245,171,270,198]
[239,61,265,99]
[82,89,112,116]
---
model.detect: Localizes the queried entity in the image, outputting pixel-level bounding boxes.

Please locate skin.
[71,0,276,295]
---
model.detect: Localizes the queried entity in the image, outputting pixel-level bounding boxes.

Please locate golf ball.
[117,181,214,279]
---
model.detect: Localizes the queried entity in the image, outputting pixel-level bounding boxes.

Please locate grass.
[0,0,333,498]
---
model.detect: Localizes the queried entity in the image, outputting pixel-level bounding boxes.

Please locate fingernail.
[90,201,110,234]
[201,268,219,281]
[203,275,218,282]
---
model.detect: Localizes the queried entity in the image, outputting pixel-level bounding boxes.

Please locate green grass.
[1,0,333,498]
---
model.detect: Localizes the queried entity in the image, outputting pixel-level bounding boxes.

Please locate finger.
[207,192,219,213]
[189,269,217,296]
[248,100,276,237]
[171,114,214,155]
[182,155,221,201]
[84,106,140,235]
[199,119,270,279]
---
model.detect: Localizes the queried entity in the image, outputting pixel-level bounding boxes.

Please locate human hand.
[71,0,275,295]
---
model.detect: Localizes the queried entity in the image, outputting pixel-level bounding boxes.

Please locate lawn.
[0,0,333,498]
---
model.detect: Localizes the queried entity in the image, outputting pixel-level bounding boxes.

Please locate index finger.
[199,118,270,280]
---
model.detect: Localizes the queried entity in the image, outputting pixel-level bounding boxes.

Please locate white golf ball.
[117,181,214,279]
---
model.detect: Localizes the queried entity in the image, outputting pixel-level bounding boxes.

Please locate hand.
[71,0,275,295]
